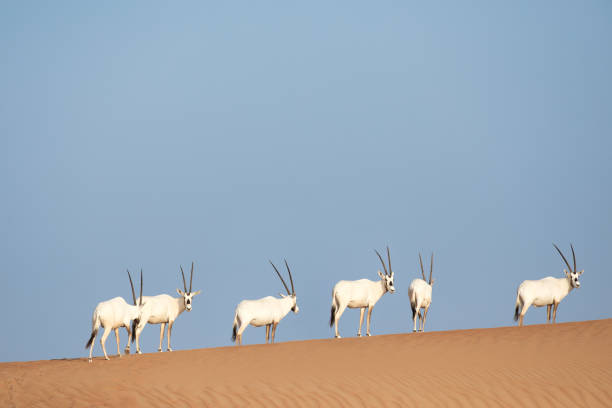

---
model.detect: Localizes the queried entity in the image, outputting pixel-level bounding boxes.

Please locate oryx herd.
[85,243,584,362]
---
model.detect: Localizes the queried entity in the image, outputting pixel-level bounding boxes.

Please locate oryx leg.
[552,302,559,323]
[418,310,423,331]
[546,305,552,323]
[271,322,278,343]
[158,322,166,352]
[100,326,112,360]
[413,301,422,332]
[421,306,430,332]
[236,320,248,346]
[88,331,98,362]
[410,301,417,332]
[124,326,132,354]
[357,308,365,337]
[366,306,374,336]
[114,328,121,357]
[135,322,145,354]
[167,321,174,351]
[519,302,531,327]
[334,303,348,338]
[265,324,271,344]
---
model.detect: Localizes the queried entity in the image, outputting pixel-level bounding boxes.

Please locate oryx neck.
[380,278,388,294]
[176,295,187,314]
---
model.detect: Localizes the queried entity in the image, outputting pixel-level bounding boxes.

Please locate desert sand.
[1,319,611,407]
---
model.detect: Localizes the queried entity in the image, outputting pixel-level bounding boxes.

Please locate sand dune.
[2,319,611,407]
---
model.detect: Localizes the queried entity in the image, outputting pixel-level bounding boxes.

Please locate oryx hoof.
[357,333,362,337]
[167,348,173,352]
[104,356,110,361]
[335,335,342,339]
[413,329,417,333]
[157,348,163,352]
[137,350,142,355]
[88,358,93,363]
[366,333,371,337]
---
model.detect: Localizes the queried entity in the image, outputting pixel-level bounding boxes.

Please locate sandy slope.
[1,319,611,407]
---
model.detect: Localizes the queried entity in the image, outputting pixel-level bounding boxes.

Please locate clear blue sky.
[1,2,611,362]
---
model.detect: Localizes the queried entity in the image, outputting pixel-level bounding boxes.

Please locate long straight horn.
[375,250,388,275]
[418,253,426,281]
[553,243,573,273]
[284,259,295,295]
[139,269,143,306]
[180,265,187,292]
[189,261,194,293]
[269,260,291,295]
[429,253,433,285]
[127,269,137,305]
[571,244,576,274]
[386,246,392,275]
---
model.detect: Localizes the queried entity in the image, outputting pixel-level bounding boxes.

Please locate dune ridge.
[2,319,611,407]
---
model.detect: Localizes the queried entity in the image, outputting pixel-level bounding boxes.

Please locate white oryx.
[133,262,201,353]
[85,270,144,362]
[514,244,583,327]
[232,260,299,345]
[329,247,396,338]
[408,253,434,332]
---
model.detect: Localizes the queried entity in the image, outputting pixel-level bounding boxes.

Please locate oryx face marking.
[384,273,395,293]
[177,290,195,311]
[568,270,581,288]
[291,295,299,313]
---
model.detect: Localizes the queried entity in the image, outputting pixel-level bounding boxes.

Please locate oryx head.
[418,252,435,286]
[375,246,395,293]
[176,262,202,311]
[127,268,144,308]
[270,259,299,313]
[554,243,583,289]
[127,269,144,336]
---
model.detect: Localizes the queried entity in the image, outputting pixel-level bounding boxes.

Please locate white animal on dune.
[132,262,201,353]
[408,253,435,332]
[514,244,583,327]
[85,270,144,362]
[329,247,396,338]
[232,260,299,345]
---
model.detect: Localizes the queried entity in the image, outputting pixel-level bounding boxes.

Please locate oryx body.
[514,244,583,326]
[85,270,144,362]
[232,260,298,345]
[134,263,201,352]
[408,253,435,332]
[329,247,396,338]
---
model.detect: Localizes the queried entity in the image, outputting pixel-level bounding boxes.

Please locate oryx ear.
[177,288,184,296]
[377,270,384,278]
[279,293,286,298]
[578,269,584,276]
[563,269,570,277]
[430,278,435,285]
[192,290,201,296]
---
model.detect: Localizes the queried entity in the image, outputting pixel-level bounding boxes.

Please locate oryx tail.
[514,292,521,322]
[231,312,238,343]
[329,303,336,327]
[85,309,101,348]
